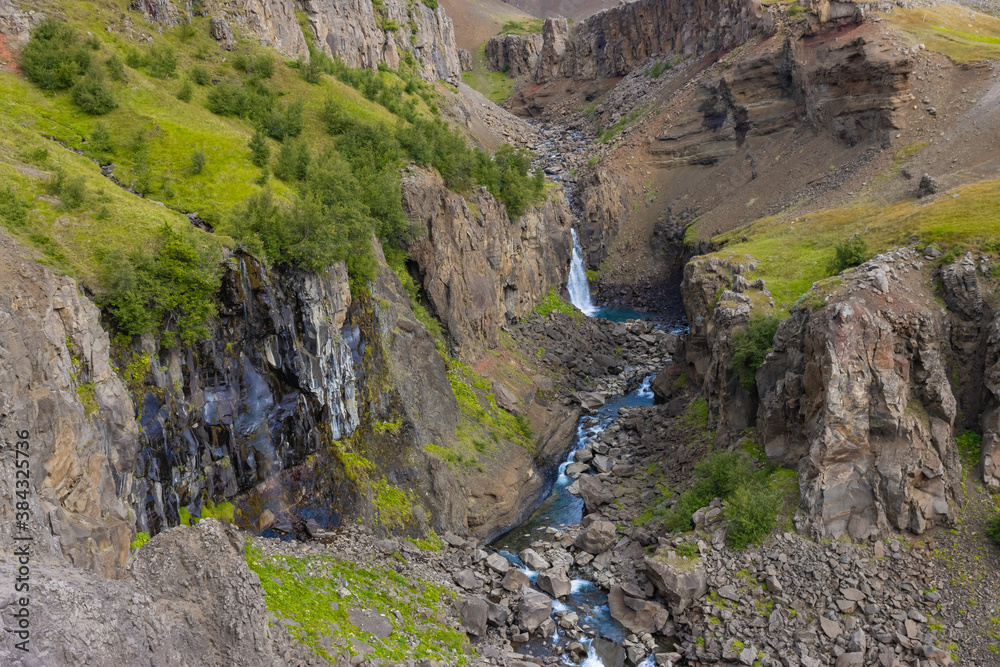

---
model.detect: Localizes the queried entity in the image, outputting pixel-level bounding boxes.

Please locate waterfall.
[568,229,597,315]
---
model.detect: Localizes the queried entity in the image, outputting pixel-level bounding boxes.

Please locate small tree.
[147,44,177,79]
[90,121,115,159]
[831,234,868,274]
[176,79,193,102]
[72,73,117,114]
[249,129,270,167]
[188,149,206,175]
[105,54,126,81]
[730,314,781,392]
[190,65,210,86]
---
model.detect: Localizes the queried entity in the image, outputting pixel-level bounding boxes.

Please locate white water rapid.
[567,228,597,315]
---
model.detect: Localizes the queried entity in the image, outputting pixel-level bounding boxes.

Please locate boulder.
[537,569,572,598]
[607,585,670,635]
[577,474,614,510]
[574,519,617,554]
[517,590,553,633]
[501,569,530,593]
[518,548,551,571]
[645,551,708,614]
[456,597,489,638]
[485,552,511,574]
[210,17,234,50]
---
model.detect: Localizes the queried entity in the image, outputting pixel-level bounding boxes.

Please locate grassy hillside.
[0,0,546,343]
[885,5,1000,63]
[708,177,1000,313]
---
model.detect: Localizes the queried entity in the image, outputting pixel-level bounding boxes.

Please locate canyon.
[1,0,1000,665]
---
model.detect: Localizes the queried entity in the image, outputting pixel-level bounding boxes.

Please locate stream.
[488,232,668,666]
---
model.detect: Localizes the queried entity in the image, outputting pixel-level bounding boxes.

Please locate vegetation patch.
[956,430,983,467]
[130,531,151,550]
[533,286,579,318]
[886,6,1000,62]
[730,315,781,392]
[246,542,469,664]
[500,19,545,35]
[461,44,514,104]
[448,360,534,454]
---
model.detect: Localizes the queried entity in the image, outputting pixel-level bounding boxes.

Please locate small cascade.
[567,229,597,315]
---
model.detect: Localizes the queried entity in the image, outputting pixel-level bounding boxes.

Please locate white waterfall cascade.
[567,228,597,316]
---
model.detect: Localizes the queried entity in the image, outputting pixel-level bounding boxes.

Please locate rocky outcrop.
[402,168,573,355]
[514,0,763,83]
[231,0,308,57]
[128,254,359,536]
[649,30,913,167]
[300,0,461,82]
[0,520,300,666]
[758,248,960,540]
[485,33,543,77]
[0,234,138,578]
[0,0,31,51]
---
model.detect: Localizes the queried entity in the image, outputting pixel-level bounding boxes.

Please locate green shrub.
[21,19,91,90]
[730,314,781,391]
[264,100,304,141]
[147,44,178,79]
[190,64,211,86]
[95,222,221,344]
[647,60,676,78]
[105,54,126,81]
[252,54,275,78]
[129,130,153,196]
[231,52,250,72]
[249,128,270,167]
[178,22,197,42]
[831,234,868,273]
[274,138,311,181]
[125,48,146,69]
[533,287,576,317]
[685,396,709,428]
[176,78,194,102]
[49,169,87,209]
[0,187,30,228]
[188,149,206,175]
[84,35,101,51]
[661,451,754,532]
[988,513,1000,548]
[675,543,700,558]
[130,531,151,549]
[956,430,982,466]
[71,72,117,114]
[724,481,783,550]
[421,0,438,8]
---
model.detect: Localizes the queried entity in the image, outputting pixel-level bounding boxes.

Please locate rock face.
[130,254,361,536]
[491,0,762,83]
[402,168,573,354]
[0,520,282,666]
[645,551,708,614]
[648,30,913,167]
[300,0,461,81]
[757,248,961,539]
[0,234,138,578]
[607,584,671,634]
[484,33,543,77]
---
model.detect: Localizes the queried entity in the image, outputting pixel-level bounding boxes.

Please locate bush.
[129,131,153,196]
[661,451,754,532]
[0,187,30,228]
[956,430,982,466]
[147,44,178,79]
[176,78,193,102]
[188,149,206,175]
[90,123,114,161]
[105,54,126,81]
[21,18,91,90]
[95,223,221,344]
[71,72,117,114]
[252,54,275,78]
[249,129,270,167]
[831,234,868,273]
[723,482,783,549]
[730,314,781,391]
[988,513,1000,548]
[274,138,310,181]
[231,52,250,72]
[263,100,304,141]
[125,48,146,69]
[190,65,211,86]
[49,169,87,209]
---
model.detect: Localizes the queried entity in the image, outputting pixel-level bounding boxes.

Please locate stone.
[645,551,708,614]
[456,597,489,638]
[574,519,617,554]
[835,653,863,667]
[517,590,553,633]
[256,509,275,533]
[492,382,520,413]
[348,608,393,638]
[820,616,843,638]
[591,637,626,667]
[486,552,511,574]
[918,173,938,197]
[577,474,614,510]
[607,585,669,635]
[519,548,551,571]
[210,17,234,50]
[537,569,572,598]
[501,568,530,592]
[453,568,479,590]
[718,584,740,602]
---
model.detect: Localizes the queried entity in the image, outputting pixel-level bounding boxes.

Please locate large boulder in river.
[518,590,553,633]
[577,474,614,510]
[607,585,670,635]
[645,551,708,615]
[574,519,617,554]
[537,568,572,598]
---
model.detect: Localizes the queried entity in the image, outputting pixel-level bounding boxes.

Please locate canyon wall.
[402,168,573,355]
[486,0,763,82]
